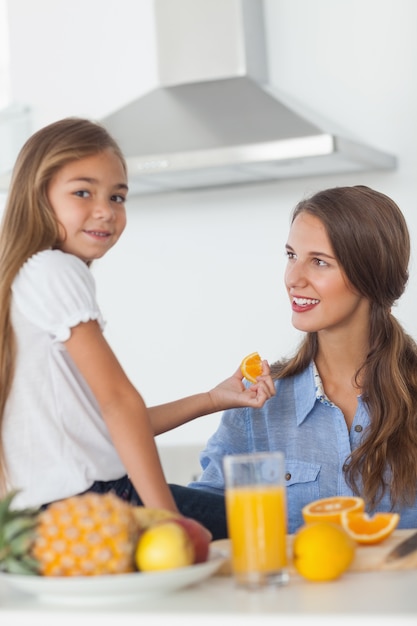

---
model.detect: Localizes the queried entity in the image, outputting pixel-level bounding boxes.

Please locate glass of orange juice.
[223,451,288,588]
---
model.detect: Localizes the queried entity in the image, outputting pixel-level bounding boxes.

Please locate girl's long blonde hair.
[0,117,127,493]
[271,185,417,510]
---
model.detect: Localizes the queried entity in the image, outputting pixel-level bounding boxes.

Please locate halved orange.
[340,511,400,545]
[240,352,263,383]
[302,496,365,525]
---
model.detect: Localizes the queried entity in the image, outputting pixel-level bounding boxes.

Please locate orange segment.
[240,352,263,383]
[340,511,400,545]
[302,496,365,525]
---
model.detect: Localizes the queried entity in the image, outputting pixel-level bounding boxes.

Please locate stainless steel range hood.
[102,0,396,195]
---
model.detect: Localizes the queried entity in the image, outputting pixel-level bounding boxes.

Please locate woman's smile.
[291,296,321,313]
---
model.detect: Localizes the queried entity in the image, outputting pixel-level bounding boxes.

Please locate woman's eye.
[286,250,296,260]
[74,190,90,198]
[313,258,328,267]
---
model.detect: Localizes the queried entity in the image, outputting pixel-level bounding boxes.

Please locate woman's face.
[284,212,370,335]
[47,149,128,263]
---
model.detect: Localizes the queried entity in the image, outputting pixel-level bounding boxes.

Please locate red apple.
[171,517,211,563]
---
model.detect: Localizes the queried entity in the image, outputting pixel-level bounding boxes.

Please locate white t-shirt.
[4,249,126,508]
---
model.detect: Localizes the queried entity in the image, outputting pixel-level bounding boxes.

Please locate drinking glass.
[223,451,289,588]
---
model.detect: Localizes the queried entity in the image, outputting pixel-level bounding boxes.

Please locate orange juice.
[225,484,287,575]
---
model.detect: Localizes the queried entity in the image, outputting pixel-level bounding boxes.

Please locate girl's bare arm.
[64,319,178,512]
[148,361,276,436]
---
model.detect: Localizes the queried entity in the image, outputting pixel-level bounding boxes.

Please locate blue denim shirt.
[189,362,417,534]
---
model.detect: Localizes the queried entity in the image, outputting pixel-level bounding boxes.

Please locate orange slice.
[340,511,400,545]
[302,496,365,525]
[240,352,263,383]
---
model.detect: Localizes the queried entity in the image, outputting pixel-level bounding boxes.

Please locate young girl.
[189,185,417,534]
[0,117,275,533]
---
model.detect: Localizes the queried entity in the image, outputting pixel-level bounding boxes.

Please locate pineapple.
[0,490,39,575]
[0,491,141,577]
[33,492,140,576]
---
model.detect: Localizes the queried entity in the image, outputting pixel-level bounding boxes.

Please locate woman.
[189,185,417,534]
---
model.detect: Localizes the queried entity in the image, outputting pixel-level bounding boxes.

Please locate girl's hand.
[208,359,275,412]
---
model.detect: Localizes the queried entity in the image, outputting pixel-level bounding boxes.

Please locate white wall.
[4,0,417,450]
[0,0,10,108]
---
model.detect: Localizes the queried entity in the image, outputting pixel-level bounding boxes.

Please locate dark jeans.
[86,477,228,540]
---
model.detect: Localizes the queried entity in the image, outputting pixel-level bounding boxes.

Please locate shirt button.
[354,425,363,432]
[285,472,291,481]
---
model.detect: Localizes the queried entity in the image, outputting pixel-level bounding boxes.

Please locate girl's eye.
[286,250,296,260]
[74,190,90,198]
[111,194,126,204]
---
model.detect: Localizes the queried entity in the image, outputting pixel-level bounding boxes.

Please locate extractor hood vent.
[101,0,396,196]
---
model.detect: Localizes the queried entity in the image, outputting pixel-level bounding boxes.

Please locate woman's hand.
[208,359,276,412]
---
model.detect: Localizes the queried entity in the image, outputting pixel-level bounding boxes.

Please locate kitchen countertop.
[2,530,417,625]
[1,564,416,626]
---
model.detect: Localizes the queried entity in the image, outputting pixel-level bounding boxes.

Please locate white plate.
[0,549,225,605]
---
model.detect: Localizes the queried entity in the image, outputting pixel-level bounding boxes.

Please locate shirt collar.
[312,361,335,407]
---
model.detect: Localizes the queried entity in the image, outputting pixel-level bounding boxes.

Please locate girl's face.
[284,212,370,335]
[47,149,128,263]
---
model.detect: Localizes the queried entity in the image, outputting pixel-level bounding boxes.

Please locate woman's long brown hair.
[0,117,127,494]
[271,185,417,509]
